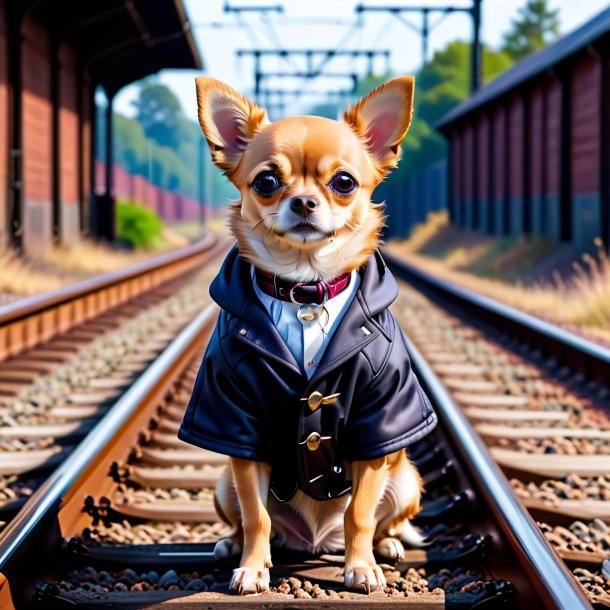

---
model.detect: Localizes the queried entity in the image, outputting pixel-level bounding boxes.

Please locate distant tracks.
[387,251,608,608]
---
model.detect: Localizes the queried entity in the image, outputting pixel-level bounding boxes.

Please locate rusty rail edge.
[0,234,217,327]
[384,251,610,386]
[0,303,219,577]
[402,333,592,610]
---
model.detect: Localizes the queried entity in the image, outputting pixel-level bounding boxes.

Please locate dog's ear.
[344,76,414,174]
[195,77,269,173]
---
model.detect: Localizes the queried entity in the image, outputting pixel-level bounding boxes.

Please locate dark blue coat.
[178,246,437,502]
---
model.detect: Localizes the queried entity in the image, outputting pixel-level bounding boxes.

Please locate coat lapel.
[235,299,303,375]
[306,293,379,386]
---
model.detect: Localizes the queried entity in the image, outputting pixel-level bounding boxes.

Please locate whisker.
[251,212,278,232]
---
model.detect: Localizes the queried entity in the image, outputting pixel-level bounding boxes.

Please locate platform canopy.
[25,0,203,95]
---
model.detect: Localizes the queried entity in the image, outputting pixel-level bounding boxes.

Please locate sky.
[115,0,610,121]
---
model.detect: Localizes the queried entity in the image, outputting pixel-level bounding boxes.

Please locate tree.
[502,0,560,61]
[131,80,184,149]
[401,41,513,176]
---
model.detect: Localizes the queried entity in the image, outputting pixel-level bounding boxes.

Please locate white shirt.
[251,267,361,378]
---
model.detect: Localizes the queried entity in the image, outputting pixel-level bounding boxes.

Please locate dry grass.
[0,249,65,296]
[388,212,610,343]
[0,229,192,299]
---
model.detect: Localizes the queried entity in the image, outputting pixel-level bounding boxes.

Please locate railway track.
[0,235,228,538]
[385,251,610,608]
[0,252,589,608]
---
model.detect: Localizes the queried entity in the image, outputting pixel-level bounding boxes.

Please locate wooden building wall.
[445,38,610,249]
[476,113,490,232]
[1,12,96,255]
[508,94,524,235]
[544,78,562,240]
[463,123,474,228]
[492,105,506,235]
[0,8,7,242]
[21,15,53,257]
[59,44,80,245]
[528,86,544,236]
[450,128,462,225]
[570,54,601,248]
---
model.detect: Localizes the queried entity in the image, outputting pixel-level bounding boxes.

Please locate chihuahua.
[178,76,437,595]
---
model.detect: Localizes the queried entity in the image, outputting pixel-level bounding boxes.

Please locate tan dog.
[183,76,435,595]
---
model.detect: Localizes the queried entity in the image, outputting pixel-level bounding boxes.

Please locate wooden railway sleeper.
[415,491,473,526]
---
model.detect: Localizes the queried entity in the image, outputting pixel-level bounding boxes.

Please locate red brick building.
[438,7,610,249]
[0,0,201,257]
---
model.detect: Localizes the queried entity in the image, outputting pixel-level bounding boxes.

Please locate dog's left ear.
[344,76,414,173]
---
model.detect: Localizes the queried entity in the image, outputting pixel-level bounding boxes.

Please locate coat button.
[239,329,247,336]
[307,391,324,411]
[302,391,340,412]
[306,432,322,451]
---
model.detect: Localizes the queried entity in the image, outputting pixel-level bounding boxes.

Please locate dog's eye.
[329,171,357,195]
[252,170,282,197]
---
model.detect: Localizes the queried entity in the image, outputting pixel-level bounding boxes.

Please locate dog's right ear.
[195,77,269,173]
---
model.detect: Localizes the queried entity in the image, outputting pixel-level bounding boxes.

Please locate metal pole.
[422,9,429,65]
[103,93,115,241]
[105,97,113,198]
[471,0,482,92]
[367,51,374,77]
[254,52,261,103]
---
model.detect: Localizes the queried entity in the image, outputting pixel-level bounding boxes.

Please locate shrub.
[116,200,164,249]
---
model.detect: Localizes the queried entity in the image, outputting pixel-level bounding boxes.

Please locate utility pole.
[471,0,482,94]
[355,1,483,92]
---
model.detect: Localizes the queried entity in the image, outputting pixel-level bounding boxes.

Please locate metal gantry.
[237,49,391,102]
[355,1,483,92]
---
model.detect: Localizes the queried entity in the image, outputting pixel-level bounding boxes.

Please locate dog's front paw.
[344,564,386,594]
[375,537,405,563]
[229,567,270,595]
[214,538,243,560]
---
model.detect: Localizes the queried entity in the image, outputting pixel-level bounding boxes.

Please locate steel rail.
[384,251,610,384]
[402,333,592,609]
[0,233,217,327]
[0,302,218,576]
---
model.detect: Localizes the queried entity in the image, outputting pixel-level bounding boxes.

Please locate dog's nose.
[289,197,318,215]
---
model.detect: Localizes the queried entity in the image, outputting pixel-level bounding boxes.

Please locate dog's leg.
[374,451,425,561]
[344,455,389,593]
[213,465,244,561]
[228,457,272,595]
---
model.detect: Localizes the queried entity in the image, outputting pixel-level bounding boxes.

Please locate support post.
[51,39,61,244]
[422,9,429,65]
[7,3,23,250]
[471,0,482,93]
[105,97,113,199]
[93,93,116,242]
